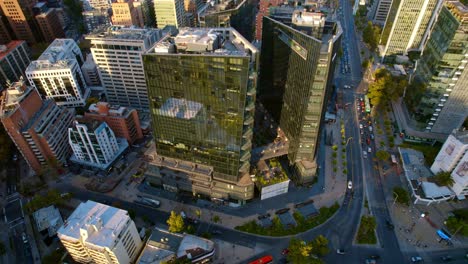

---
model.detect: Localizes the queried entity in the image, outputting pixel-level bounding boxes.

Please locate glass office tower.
[143,28,258,203]
[406,0,468,135]
[259,9,342,183]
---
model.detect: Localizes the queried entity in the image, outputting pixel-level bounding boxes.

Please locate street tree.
[310,235,329,257]
[393,186,410,205]
[445,216,468,236]
[167,211,185,233]
[433,171,454,187]
[376,150,390,161]
[287,238,313,263]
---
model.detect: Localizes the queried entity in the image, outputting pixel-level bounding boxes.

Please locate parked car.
[22,233,28,244]
[336,249,346,255]
[347,181,353,189]
[411,256,423,262]
[440,255,453,262]
[282,248,290,255]
[180,211,187,219]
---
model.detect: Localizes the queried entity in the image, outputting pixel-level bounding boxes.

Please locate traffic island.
[234,203,339,237]
[356,215,377,244]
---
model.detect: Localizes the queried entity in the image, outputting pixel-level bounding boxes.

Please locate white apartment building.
[431,130,468,196]
[154,0,186,28]
[57,200,143,264]
[86,26,163,110]
[25,39,90,107]
[68,120,128,170]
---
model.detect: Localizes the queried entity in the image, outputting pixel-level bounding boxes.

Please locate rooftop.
[0,41,26,61]
[198,0,247,16]
[88,102,132,117]
[0,80,34,118]
[137,228,215,263]
[26,39,79,72]
[151,27,258,57]
[399,148,433,180]
[57,200,131,248]
[87,26,162,41]
[33,205,64,237]
[452,129,468,144]
[73,119,106,132]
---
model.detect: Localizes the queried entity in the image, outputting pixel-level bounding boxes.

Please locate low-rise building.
[84,102,143,144]
[0,80,73,173]
[26,39,90,107]
[33,205,64,237]
[58,200,143,264]
[0,41,31,90]
[68,120,129,170]
[137,227,215,264]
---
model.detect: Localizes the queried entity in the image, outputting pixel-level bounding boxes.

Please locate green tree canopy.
[368,68,407,109]
[167,211,185,233]
[287,238,313,263]
[433,171,454,187]
[310,235,329,257]
[393,186,410,205]
[445,216,468,237]
[376,150,390,161]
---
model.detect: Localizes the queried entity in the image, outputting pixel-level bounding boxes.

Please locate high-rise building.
[58,200,143,264]
[34,3,65,43]
[86,26,163,110]
[431,129,468,196]
[0,41,31,90]
[143,27,258,203]
[183,0,203,26]
[69,120,128,170]
[371,0,392,25]
[133,0,156,27]
[259,10,342,183]
[84,102,143,144]
[81,55,102,87]
[255,0,283,41]
[0,16,13,44]
[112,0,141,27]
[83,8,111,33]
[154,0,186,28]
[380,0,442,60]
[197,0,257,40]
[406,0,468,135]
[83,0,112,10]
[26,39,90,108]
[0,0,41,44]
[0,80,73,173]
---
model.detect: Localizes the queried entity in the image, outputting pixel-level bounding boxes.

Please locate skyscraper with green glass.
[143,28,258,203]
[380,0,442,61]
[259,9,342,183]
[405,0,468,135]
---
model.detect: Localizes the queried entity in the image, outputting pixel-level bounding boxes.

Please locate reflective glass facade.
[259,16,341,182]
[143,29,258,188]
[408,1,468,134]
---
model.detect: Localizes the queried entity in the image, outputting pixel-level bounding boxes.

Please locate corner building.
[259,10,342,183]
[143,28,258,204]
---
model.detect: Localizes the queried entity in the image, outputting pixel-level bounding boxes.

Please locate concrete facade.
[0,41,31,90]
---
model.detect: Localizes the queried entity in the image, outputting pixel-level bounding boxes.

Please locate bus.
[364,95,371,113]
[249,255,273,264]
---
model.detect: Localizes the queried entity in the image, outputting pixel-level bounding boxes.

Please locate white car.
[22,233,28,244]
[359,124,363,129]
[368,126,373,132]
[363,151,368,159]
[368,147,372,153]
[347,181,353,189]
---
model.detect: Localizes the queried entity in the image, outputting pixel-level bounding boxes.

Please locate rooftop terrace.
[0,80,33,118]
[150,27,258,57]
[26,39,79,72]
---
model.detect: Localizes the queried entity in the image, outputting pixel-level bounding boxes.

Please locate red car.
[367,138,371,145]
[282,248,290,255]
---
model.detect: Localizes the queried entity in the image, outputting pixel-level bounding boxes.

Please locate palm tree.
[433,171,455,187]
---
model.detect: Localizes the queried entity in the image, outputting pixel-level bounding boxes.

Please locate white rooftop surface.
[27,39,78,72]
[158,98,202,120]
[292,11,325,26]
[421,182,454,198]
[33,205,63,235]
[87,26,160,40]
[174,28,218,47]
[58,200,130,248]
[177,235,215,258]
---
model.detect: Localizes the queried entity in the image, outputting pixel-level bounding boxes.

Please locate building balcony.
[240,150,251,162]
[243,115,254,125]
[241,141,252,151]
[245,101,255,111]
[238,161,249,173]
[243,127,253,138]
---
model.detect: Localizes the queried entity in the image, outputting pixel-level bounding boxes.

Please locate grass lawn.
[356,215,377,244]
